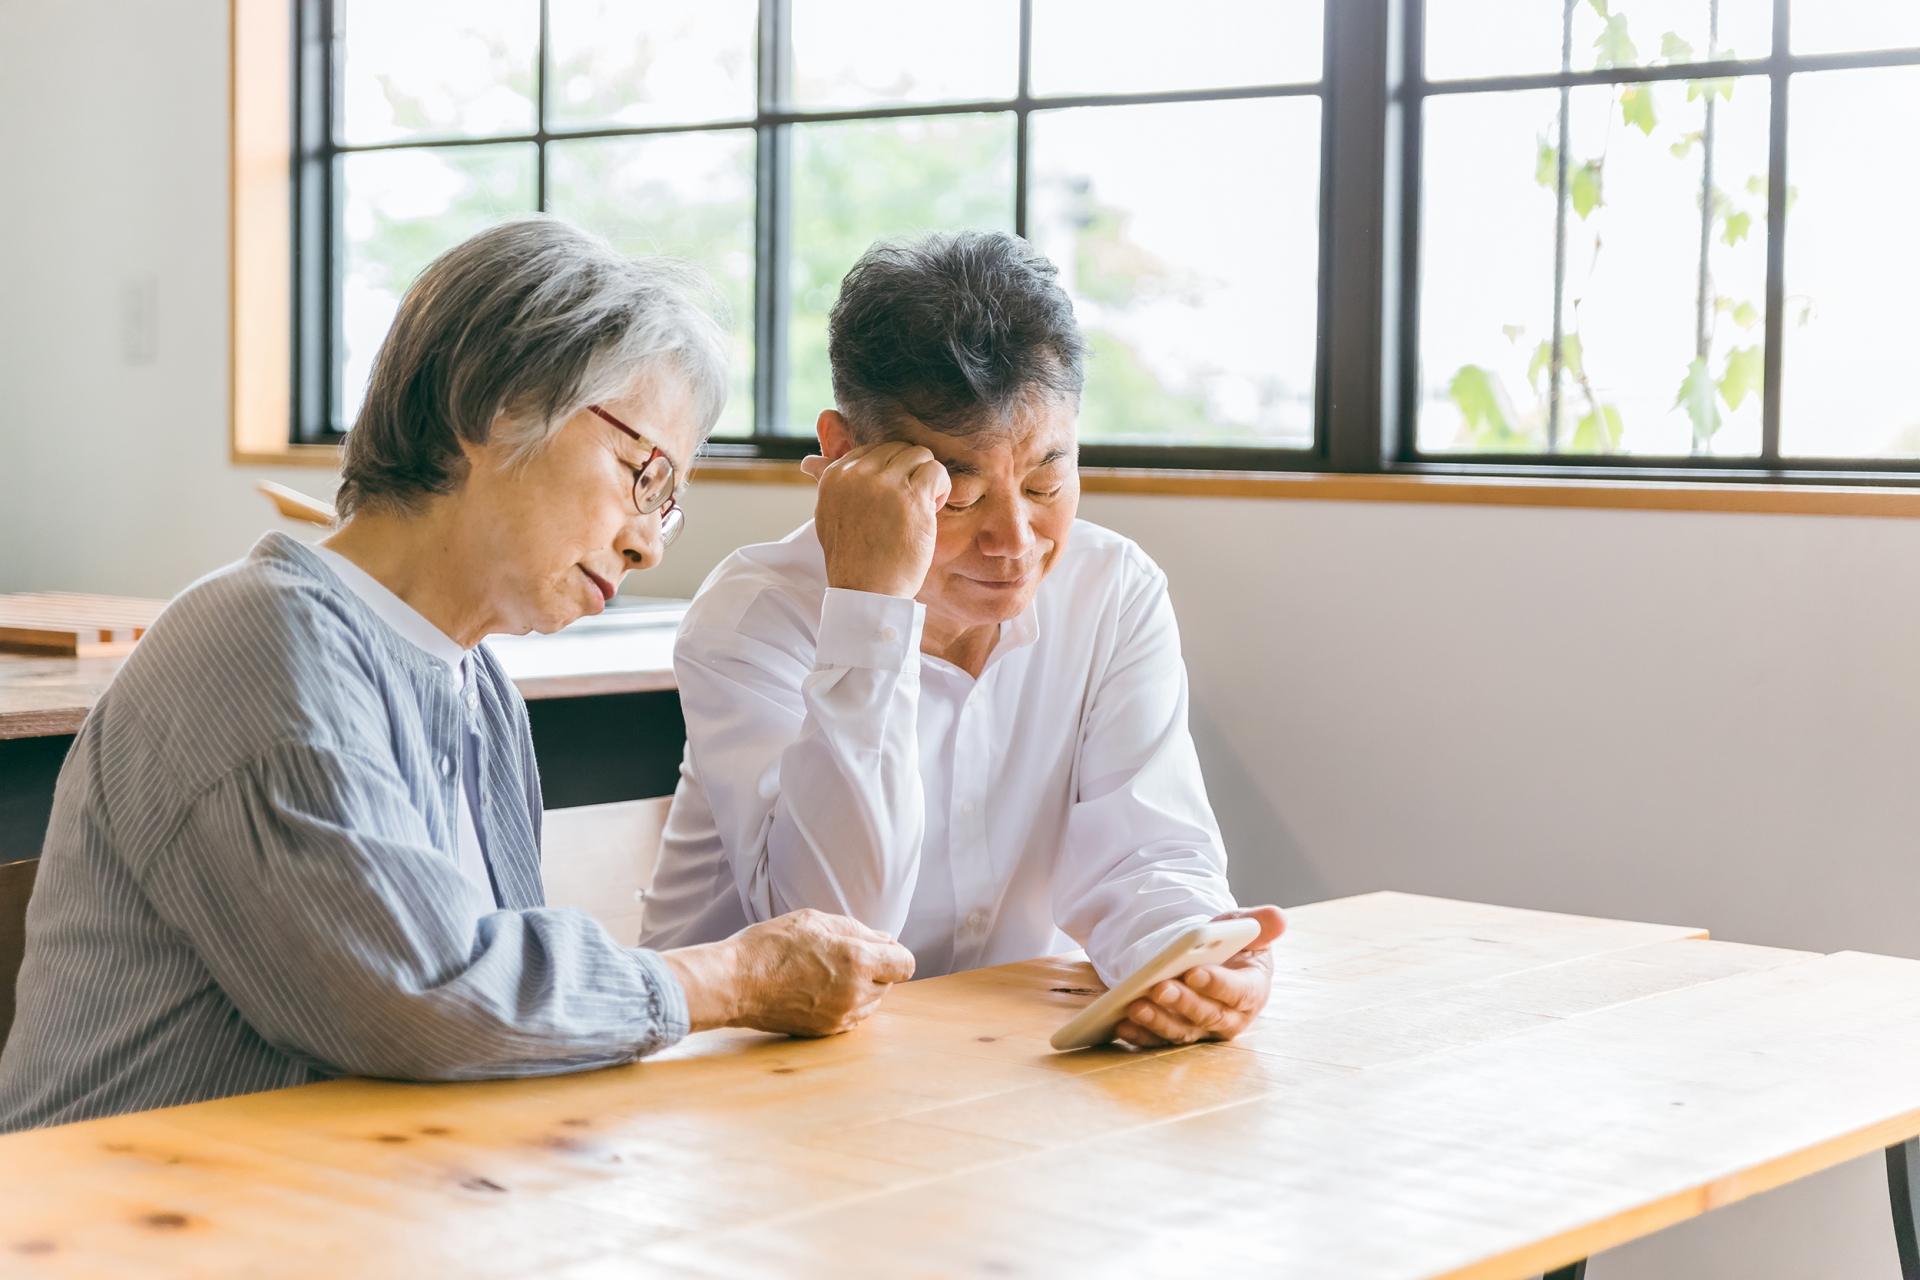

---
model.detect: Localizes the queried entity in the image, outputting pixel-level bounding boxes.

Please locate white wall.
[1,3,1912,1275]
[0,0,335,597]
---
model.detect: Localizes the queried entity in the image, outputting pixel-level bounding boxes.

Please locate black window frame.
[290,0,1920,486]
[1396,0,1920,486]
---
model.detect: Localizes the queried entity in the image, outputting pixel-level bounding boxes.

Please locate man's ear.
[816,409,858,462]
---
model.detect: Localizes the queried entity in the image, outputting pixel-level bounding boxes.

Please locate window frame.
[267,0,1920,488]
[1393,0,1920,486]
[288,0,1333,468]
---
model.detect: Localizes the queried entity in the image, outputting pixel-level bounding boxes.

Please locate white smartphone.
[1049,918,1263,1051]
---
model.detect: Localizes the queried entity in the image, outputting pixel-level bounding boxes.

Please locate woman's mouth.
[581,567,616,606]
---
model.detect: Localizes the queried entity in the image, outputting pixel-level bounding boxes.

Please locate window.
[1405,0,1920,476]
[282,0,1920,483]
[295,0,1325,464]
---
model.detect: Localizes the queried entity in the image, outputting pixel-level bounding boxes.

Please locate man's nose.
[973,491,1037,559]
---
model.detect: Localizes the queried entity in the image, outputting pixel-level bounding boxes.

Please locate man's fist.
[802,442,951,599]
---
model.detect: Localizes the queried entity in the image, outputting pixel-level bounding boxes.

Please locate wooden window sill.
[232,443,346,469]
[687,458,1920,518]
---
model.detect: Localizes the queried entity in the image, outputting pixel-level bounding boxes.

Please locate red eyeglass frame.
[586,404,682,540]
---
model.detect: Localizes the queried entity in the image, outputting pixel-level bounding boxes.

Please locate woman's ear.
[816,409,857,462]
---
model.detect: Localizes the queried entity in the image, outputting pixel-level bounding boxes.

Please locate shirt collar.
[996,600,1041,658]
[311,545,468,680]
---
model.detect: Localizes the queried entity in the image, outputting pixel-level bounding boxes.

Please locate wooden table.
[6,891,1920,1278]
[0,601,688,861]
[0,600,687,741]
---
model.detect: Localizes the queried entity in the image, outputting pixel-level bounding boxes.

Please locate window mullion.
[1759,0,1791,463]
[1321,0,1394,473]
[1388,0,1424,464]
[292,0,337,444]
[535,0,550,212]
[753,0,793,439]
[1015,0,1031,238]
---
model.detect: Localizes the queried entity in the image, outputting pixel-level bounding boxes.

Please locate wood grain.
[256,483,335,527]
[4,892,1909,1279]
[0,654,128,739]
[0,594,169,658]
[0,623,680,740]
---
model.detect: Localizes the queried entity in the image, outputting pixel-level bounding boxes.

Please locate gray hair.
[336,216,730,519]
[829,230,1086,443]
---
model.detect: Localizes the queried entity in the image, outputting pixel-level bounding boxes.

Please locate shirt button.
[439,756,454,778]
[880,626,897,642]
[961,801,977,816]
[966,907,989,932]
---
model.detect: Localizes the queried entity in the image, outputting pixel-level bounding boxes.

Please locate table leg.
[1888,1138,1920,1280]
[1544,1264,1587,1280]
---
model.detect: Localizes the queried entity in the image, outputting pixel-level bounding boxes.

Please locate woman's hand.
[661,908,916,1037]
[1113,905,1286,1049]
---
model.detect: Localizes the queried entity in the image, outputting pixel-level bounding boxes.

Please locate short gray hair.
[829,230,1085,443]
[337,216,730,518]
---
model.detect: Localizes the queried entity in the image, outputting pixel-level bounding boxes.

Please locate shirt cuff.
[629,947,692,1055]
[815,588,925,673]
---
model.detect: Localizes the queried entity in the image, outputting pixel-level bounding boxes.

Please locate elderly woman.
[0,218,912,1133]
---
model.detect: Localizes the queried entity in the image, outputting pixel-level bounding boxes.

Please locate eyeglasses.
[586,404,684,547]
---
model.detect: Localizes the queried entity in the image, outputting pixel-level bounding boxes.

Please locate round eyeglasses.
[586,405,684,547]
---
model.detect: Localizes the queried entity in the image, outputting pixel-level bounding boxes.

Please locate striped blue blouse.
[0,533,688,1132]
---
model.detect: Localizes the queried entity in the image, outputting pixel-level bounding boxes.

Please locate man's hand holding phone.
[1113,905,1286,1048]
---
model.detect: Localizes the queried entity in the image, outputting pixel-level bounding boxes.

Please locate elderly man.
[640,231,1282,1048]
[0,218,911,1133]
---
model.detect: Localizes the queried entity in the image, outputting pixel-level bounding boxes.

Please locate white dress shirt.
[637,518,1236,983]
[312,546,497,920]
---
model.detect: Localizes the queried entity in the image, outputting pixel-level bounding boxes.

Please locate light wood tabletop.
[5,891,1920,1278]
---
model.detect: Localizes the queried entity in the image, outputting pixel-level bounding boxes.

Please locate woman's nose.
[619,511,665,571]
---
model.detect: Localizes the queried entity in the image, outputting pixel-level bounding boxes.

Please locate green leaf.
[1535,137,1558,190]
[1594,14,1638,68]
[1571,160,1604,219]
[1719,345,1764,411]
[1502,324,1527,344]
[1675,356,1722,443]
[1527,335,1584,392]
[1528,340,1552,391]
[1660,31,1694,62]
[1449,365,1519,446]
[1732,301,1759,329]
[1745,174,1767,198]
[1619,84,1658,135]
[1687,76,1735,102]
[1572,403,1624,452]
[1721,210,1752,246]
[1670,130,1702,159]
[1586,0,1609,16]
